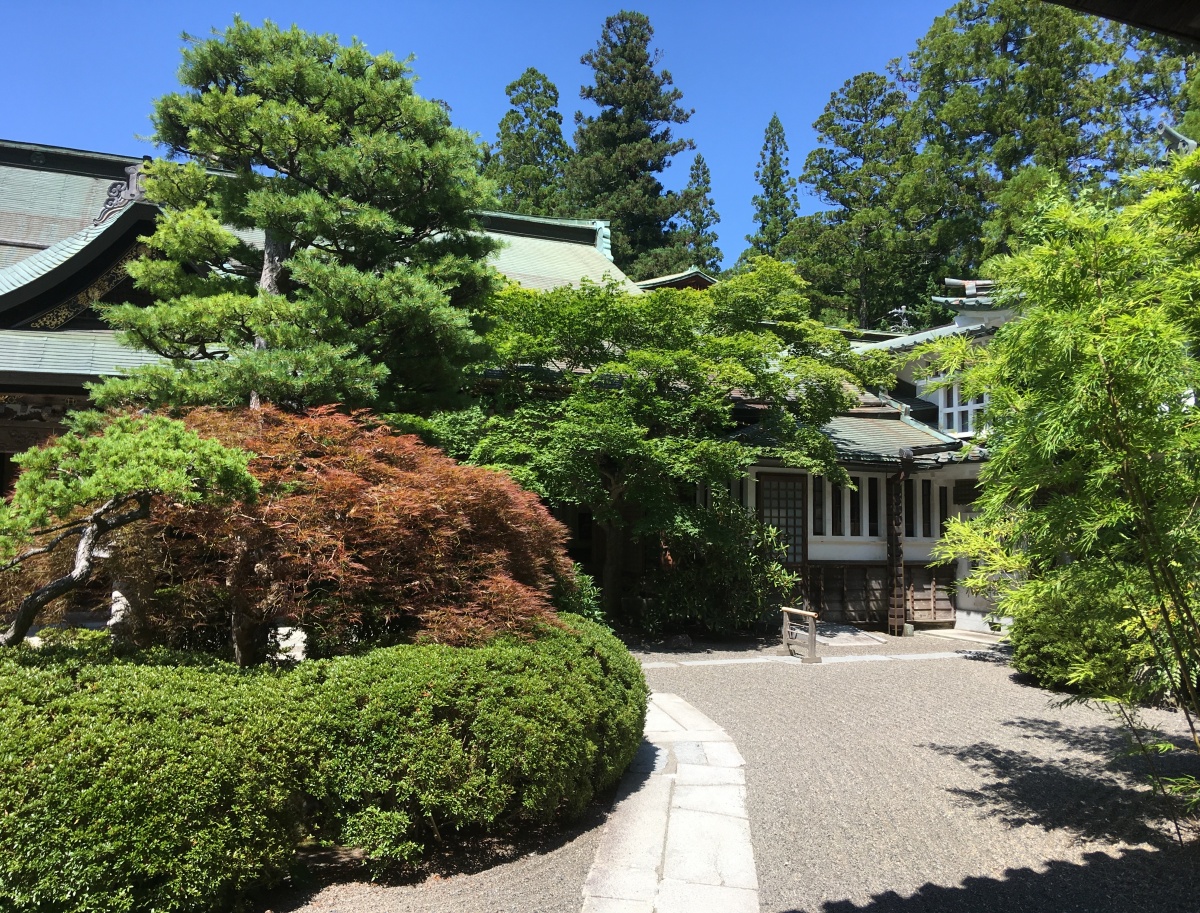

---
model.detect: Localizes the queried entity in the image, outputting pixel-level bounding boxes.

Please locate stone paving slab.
[579,692,758,913]
[655,880,759,913]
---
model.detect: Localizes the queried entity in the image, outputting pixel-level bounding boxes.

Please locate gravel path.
[267,633,1200,912]
[640,634,1200,913]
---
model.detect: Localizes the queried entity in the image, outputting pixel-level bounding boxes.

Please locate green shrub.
[295,615,645,872]
[0,636,305,913]
[643,501,797,635]
[1006,580,1164,699]
[0,617,646,911]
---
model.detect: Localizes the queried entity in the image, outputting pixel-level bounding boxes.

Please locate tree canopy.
[677,153,723,274]
[931,152,1200,742]
[0,413,257,647]
[484,67,572,216]
[418,258,891,626]
[567,10,694,280]
[746,114,798,259]
[788,0,1196,328]
[97,18,498,414]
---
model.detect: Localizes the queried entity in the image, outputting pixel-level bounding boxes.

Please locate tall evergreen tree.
[483,67,571,216]
[784,72,934,328]
[746,114,798,257]
[677,153,723,273]
[785,0,1196,330]
[567,11,694,280]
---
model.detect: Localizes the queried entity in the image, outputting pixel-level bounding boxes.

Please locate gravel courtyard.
[271,634,1200,912]
[639,634,1200,913]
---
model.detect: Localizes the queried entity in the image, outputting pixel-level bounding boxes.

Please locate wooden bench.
[781,606,822,664]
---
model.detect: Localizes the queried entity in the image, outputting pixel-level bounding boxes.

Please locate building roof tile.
[0,329,162,380]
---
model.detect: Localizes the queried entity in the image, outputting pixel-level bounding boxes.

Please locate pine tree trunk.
[227,537,268,667]
[249,229,288,410]
[0,494,150,647]
[107,576,143,646]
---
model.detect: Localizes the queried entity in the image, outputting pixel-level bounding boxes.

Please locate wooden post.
[781,606,821,664]
[886,473,906,636]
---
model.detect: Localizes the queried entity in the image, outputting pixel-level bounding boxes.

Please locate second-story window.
[918,372,988,435]
[941,381,987,435]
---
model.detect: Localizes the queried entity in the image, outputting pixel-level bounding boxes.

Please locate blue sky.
[5,1,954,266]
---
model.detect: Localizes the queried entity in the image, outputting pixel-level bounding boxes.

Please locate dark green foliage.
[568,11,694,279]
[786,72,932,328]
[0,618,646,910]
[677,153,723,274]
[448,258,891,626]
[746,114,797,258]
[1006,582,1149,695]
[301,616,646,871]
[933,153,1200,724]
[788,1,1196,329]
[484,67,572,216]
[648,501,797,635]
[0,632,305,913]
[98,18,498,414]
[1180,70,1200,141]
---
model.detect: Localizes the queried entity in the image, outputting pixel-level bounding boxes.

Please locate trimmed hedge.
[0,617,646,912]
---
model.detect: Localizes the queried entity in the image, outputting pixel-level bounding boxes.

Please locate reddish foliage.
[142,407,574,647]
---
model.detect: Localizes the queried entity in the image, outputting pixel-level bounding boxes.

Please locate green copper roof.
[0,214,128,296]
[822,395,962,466]
[488,233,639,294]
[0,160,128,268]
[0,329,162,380]
[635,266,718,291]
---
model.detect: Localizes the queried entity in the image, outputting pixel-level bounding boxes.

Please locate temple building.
[0,139,633,490]
[0,138,999,633]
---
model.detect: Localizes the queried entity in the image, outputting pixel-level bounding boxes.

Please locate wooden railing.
[781,606,822,664]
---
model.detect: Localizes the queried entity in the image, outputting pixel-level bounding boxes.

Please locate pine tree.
[484,67,571,216]
[567,11,694,280]
[98,19,497,415]
[677,153,722,273]
[746,114,798,257]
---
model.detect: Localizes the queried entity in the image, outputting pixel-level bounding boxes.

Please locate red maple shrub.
[125,406,576,653]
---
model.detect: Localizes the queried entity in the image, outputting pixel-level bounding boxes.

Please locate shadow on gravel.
[924,716,1200,848]
[776,845,1200,913]
[958,644,1013,665]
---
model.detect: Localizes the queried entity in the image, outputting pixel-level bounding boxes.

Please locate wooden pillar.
[886,471,906,636]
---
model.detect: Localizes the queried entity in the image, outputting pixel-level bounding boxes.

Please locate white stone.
[703,741,745,768]
[670,740,709,766]
[677,657,774,667]
[583,866,658,901]
[643,729,733,744]
[662,808,757,890]
[650,693,723,732]
[644,704,683,733]
[581,896,654,913]
[670,783,748,819]
[655,880,760,913]
[675,763,745,786]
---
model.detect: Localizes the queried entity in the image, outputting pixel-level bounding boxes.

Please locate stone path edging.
[580,692,758,913]
[641,650,964,670]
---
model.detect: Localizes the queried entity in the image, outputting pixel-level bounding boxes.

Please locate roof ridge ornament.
[93,158,150,226]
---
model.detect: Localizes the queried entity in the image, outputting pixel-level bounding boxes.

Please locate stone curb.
[580,693,757,913]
